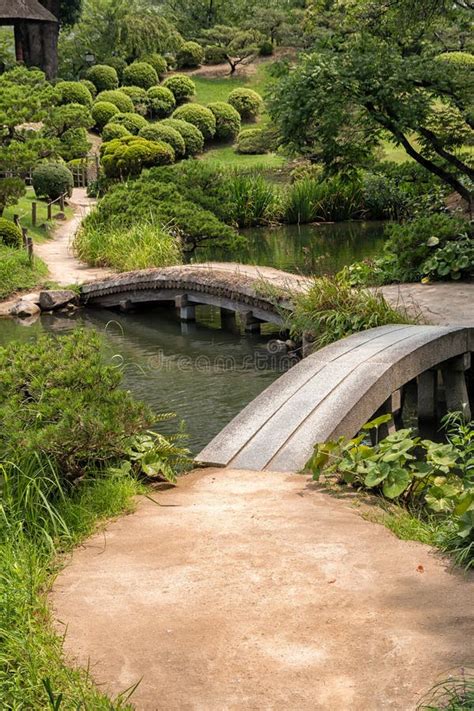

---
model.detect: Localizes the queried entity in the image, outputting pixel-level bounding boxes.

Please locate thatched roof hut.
[0,0,57,25]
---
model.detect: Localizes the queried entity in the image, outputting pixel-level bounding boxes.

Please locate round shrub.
[437,51,474,67]
[139,124,185,158]
[0,217,22,248]
[207,101,241,141]
[91,101,119,130]
[108,112,148,135]
[120,85,148,115]
[236,128,268,154]
[204,45,227,65]
[228,88,263,120]
[122,62,158,90]
[160,118,204,157]
[162,74,195,104]
[95,89,134,113]
[172,104,216,141]
[103,56,127,81]
[141,53,167,78]
[176,41,204,69]
[56,81,93,107]
[59,127,90,161]
[86,64,119,92]
[102,123,131,142]
[101,136,175,178]
[32,162,74,201]
[259,40,274,57]
[147,86,176,118]
[80,79,97,98]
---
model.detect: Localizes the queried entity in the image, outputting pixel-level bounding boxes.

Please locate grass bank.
[3,187,73,243]
[0,245,48,300]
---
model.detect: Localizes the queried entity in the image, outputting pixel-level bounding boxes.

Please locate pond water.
[0,307,291,454]
[192,221,386,275]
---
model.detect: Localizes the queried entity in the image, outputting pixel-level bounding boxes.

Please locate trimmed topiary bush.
[32,162,74,201]
[101,136,175,178]
[139,124,185,158]
[259,40,274,57]
[160,118,204,157]
[228,88,263,120]
[95,89,134,113]
[236,127,269,154]
[86,64,119,92]
[80,79,97,98]
[147,86,176,118]
[91,101,119,130]
[59,127,91,161]
[172,104,216,141]
[141,53,167,78]
[162,74,195,104]
[120,86,148,115]
[204,45,227,65]
[122,62,158,90]
[108,112,148,135]
[56,81,93,107]
[207,101,241,141]
[103,56,127,81]
[102,123,132,142]
[176,41,204,69]
[0,217,22,248]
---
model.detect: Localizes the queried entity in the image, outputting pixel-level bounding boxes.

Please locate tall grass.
[287,274,414,347]
[225,171,282,227]
[74,219,183,271]
[0,245,48,300]
[0,454,143,709]
[284,176,365,224]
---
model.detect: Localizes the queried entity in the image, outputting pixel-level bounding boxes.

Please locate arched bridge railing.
[81,267,291,331]
[196,325,473,473]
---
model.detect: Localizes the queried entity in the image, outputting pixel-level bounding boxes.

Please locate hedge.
[204,45,227,65]
[162,74,195,103]
[0,218,23,248]
[102,123,132,142]
[95,89,134,113]
[176,41,204,69]
[227,88,263,119]
[122,62,158,90]
[101,136,175,177]
[91,101,119,130]
[32,162,74,201]
[160,118,204,157]
[85,64,119,92]
[172,104,216,141]
[56,81,93,107]
[139,124,186,158]
[147,86,176,118]
[108,112,149,134]
[141,53,167,78]
[80,79,97,98]
[207,101,241,140]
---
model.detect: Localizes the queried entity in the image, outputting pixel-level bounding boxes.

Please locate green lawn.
[4,188,73,242]
[201,144,286,169]
[0,245,48,300]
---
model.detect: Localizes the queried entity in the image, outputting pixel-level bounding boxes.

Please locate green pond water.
[0,307,291,454]
[1,221,387,452]
[193,221,386,275]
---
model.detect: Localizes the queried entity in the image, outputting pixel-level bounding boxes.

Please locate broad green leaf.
[362,413,392,431]
[382,468,411,499]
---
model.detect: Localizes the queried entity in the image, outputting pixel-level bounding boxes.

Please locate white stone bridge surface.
[197,324,473,472]
[80,264,308,329]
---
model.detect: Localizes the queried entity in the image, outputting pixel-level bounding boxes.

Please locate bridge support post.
[175,295,196,322]
[241,311,261,335]
[417,370,438,434]
[370,395,397,444]
[220,307,236,330]
[441,353,471,420]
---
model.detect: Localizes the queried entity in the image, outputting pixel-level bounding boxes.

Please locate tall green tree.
[269,0,473,210]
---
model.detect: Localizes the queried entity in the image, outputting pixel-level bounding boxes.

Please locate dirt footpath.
[52,468,473,711]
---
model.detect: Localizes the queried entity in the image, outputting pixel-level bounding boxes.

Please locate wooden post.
[47,202,52,221]
[27,236,33,263]
[21,227,28,247]
[59,194,65,211]
[13,214,19,226]
[32,201,37,227]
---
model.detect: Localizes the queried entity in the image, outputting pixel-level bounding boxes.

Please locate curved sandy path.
[52,467,473,710]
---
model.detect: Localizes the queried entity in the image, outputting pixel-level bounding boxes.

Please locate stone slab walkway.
[52,468,473,711]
